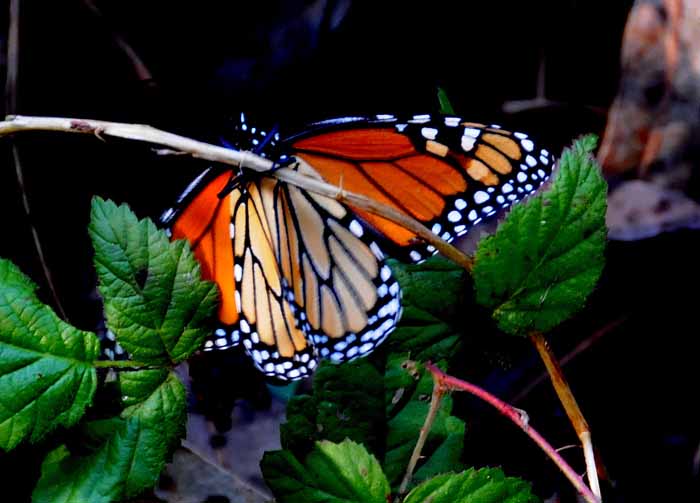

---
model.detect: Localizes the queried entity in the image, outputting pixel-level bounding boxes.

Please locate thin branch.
[529,331,601,499]
[426,362,600,503]
[5,0,19,114]
[0,115,473,271]
[398,373,446,495]
[513,317,625,403]
[4,4,69,320]
[81,0,155,84]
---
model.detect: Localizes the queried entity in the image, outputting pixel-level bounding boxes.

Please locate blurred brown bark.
[599,0,700,239]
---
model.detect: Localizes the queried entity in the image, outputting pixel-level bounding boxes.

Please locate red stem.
[425,363,600,503]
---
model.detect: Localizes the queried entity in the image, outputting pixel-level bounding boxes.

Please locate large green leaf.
[280,358,385,457]
[386,256,466,361]
[383,356,464,488]
[261,439,390,503]
[33,370,186,503]
[89,197,218,364]
[0,259,99,451]
[474,136,607,335]
[403,467,541,503]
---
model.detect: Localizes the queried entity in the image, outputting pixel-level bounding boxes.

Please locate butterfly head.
[220,112,282,158]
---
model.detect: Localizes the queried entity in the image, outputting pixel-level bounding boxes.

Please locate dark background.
[1,0,632,335]
[3,1,699,502]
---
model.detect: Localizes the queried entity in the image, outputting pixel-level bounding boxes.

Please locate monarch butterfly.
[162,113,553,380]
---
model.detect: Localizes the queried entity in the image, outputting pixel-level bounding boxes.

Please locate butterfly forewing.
[287,114,554,263]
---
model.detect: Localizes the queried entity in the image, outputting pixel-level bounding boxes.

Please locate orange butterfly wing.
[290,117,553,262]
[168,170,238,327]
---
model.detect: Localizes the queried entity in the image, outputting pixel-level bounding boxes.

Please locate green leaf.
[437,87,456,115]
[261,439,390,503]
[403,467,541,503]
[473,135,607,335]
[387,257,466,361]
[33,370,187,503]
[280,359,385,457]
[383,356,464,488]
[0,258,99,451]
[89,197,218,364]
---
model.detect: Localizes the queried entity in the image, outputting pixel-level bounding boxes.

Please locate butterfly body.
[163,113,554,380]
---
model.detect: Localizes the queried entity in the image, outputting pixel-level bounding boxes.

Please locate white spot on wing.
[463,127,481,138]
[448,210,461,222]
[521,139,534,152]
[421,127,438,140]
[381,265,392,281]
[349,220,363,237]
[461,136,476,151]
[474,191,489,204]
[176,169,211,203]
[161,208,174,223]
[370,242,384,259]
[359,342,374,354]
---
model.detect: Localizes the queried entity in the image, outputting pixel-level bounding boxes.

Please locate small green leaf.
[403,467,541,503]
[437,87,456,115]
[89,197,218,364]
[474,135,607,335]
[383,356,464,488]
[387,257,466,361]
[261,439,390,503]
[0,259,99,451]
[280,359,385,457]
[33,370,187,503]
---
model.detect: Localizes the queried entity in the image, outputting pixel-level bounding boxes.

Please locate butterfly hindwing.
[228,181,317,380]
[269,161,402,363]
